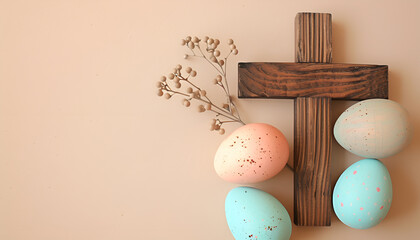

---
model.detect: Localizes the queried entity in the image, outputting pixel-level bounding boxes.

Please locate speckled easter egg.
[214,123,289,183]
[225,187,292,240]
[334,99,410,159]
[333,159,392,229]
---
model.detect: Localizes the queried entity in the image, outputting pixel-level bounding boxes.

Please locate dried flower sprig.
[156,36,245,134]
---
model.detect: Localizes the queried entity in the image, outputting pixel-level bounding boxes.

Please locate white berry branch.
[156,36,244,134]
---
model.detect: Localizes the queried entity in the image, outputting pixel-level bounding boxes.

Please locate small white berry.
[205,103,211,110]
[214,50,220,57]
[164,93,171,99]
[214,39,220,45]
[232,49,238,55]
[219,128,225,135]
[176,64,182,70]
[160,76,167,82]
[175,82,181,88]
[186,36,192,42]
[228,39,234,45]
[210,56,217,63]
[190,70,197,77]
[184,54,189,59]
[185,67,192,73]
[188,41,195,49]
[186,87,193,93]
[203,36,209,42]
[207,38,214,44]
[156,81,162,88]
[216,75,222,82]
[192,37,199,43]
[168,73,175,79]
[198,105,205,112]
[219,59,224,66]
[183,99,191,107]
[181,39,186,46]
[157,89,163,96]
[200,90,207,97]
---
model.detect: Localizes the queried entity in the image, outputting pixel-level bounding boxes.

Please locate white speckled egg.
[225,187,292,240]
[214,123,289,183]
[334,99,410,158]
[333,158,392,229]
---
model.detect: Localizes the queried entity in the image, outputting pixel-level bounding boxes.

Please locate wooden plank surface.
[295,13,332,63]
[238,62,388,100]
[294,12,333,227]
[294,97,332,226]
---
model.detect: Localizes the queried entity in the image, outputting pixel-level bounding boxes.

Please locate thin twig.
[158,37,246,133]
[195,45,224,75]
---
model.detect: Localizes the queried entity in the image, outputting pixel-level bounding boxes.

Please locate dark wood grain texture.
[294,97,332,226]
[238,62,388,100]
[294,12,333,227]
[295,13,332,63]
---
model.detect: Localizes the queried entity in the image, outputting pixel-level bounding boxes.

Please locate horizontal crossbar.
[238,62,388,100]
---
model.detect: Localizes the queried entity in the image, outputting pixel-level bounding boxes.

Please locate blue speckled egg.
[333,159,392,229]
[225,187,291,240]
[334,99,410,159]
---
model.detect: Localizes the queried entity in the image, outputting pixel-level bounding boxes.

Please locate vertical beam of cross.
[293,12,332,226]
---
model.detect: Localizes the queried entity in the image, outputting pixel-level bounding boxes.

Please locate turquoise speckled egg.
[333,159,392,229]
[225,187,291,240]
[334,99,410,159]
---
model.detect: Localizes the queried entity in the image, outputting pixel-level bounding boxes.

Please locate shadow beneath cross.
[388,69,404,104]
[332,21,347,63]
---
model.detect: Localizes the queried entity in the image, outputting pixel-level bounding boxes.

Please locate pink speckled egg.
[214,123,289,183]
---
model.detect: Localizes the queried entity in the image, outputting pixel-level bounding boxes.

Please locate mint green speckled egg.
[334,99,410,159]
[333,159,392,229]
[225,187,292,240]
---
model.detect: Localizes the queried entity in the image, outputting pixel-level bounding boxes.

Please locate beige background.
[1,0,419,239]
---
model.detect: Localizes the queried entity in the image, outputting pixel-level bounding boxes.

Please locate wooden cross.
[238,12,388,226]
